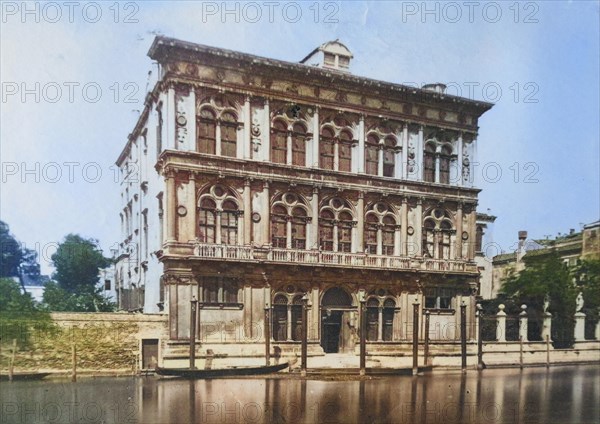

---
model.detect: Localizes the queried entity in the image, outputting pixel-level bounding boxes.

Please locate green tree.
[51,234,110,294]
[0,221,23,277]
[501,251,577,348]
[43,234,115,312]
[0,277,36,312]
[574,259,600,336]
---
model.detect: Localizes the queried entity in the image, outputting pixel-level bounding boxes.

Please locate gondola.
[0,372,51,381]
[155,360,294,379]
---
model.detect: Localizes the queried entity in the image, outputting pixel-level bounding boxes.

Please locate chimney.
[569,228,575,235]
[518,231,527,241]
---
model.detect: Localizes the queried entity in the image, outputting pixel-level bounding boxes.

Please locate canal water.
[1,365,598,423]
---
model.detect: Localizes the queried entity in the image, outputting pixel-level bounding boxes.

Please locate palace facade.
[115,37,493,365]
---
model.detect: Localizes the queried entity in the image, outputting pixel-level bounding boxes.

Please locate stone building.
[115,37,493,365]
[491,221,600,297]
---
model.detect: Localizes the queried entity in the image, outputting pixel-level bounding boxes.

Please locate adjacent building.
[115,37,493,365]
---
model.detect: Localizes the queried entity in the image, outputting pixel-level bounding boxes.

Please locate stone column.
[215,211,222,245]
[261,181,270,245]
[377,144,384,177]
[263,99,270,162]
[377,306,383,341]
[286,131,293,165]
[357,192,365,252]
[542,312,552,342]
[574,311,586,342]
[467,205,477,260]
[167,85,176,149]
[243,179,252,245]
[456,132,463,187]
[393,226,401,256]
[496,304,506,342]
[188,89,197,152]
[434,153,440,183]
[417,126,424,181]
[165,171,177,242]
[415,198,423,256]
[188,173,197,243]
[376,225,383,256]
[358,116,365,173]
[400,197,408,256]
[243,96,251,159]
[455,203,463,259]
[312,107,320,167]
[333,141,339,171]
[401,124,409,180]
[310,187,319,250]
[215,123,222,156]
[519,304,528,342]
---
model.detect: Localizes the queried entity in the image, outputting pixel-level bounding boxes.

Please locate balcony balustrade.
[189,242,477,273]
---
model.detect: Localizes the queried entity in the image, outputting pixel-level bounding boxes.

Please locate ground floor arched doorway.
[320,287,356,354]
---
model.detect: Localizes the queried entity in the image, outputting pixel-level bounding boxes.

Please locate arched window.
[198,108,217,154]
[422,208,454,259]
[221,200,238,245]
[291,122,307,166]
[319,209,335,251]
[198,198,217,243]
[220,112,238,157]
[271,193,310,250]
[382,215,396,256]
[338,130,353,172]
[291,207,307,249]
[291,295,303,341]
[382,298,396,341]
[365,134,379,175]
[272,294,288,341]
[338,211,353,252]
[424,143,436,182]
[423,219,435,258]
[383,136,397,177]
[365,214,378,254]
[271,205,287,248]
[271,292,304,342]
[365,203,398,256]
[439,145,453,184]
[271,120,287,164]
[366,298,379,341]
[320,127,335,170]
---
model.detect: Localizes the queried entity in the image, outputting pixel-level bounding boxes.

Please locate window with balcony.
[319,198,355,252]
[198,198,217,243]
[422,208,454,259]
[197,184,242,245]
[365,202,398,255]
[271,192,311,250]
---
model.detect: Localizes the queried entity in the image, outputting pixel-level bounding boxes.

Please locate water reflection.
[0,365,597,423]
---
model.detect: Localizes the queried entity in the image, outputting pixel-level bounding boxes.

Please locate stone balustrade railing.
[191,242,478,273]
[490,303,600,343]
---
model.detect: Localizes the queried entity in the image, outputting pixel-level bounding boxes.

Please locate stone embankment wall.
[0,313,167,374]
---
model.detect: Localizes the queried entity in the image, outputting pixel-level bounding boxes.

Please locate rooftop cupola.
[300,40,353,73]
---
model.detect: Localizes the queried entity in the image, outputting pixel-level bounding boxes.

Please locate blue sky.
[1,1,598,273]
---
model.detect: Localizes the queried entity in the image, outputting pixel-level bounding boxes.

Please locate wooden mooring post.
[460,302,467,372]
[8,339,17,382]
[423,310,430,367]
[71,342,77,383]
[412,300,419,376]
